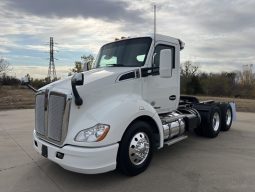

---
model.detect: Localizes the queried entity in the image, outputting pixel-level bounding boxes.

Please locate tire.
[117,121,155,176]
[220,104,233,131]
[194,125,203,136]
[198,106,222,138]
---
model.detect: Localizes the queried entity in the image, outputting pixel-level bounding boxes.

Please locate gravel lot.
[0,109,255,192]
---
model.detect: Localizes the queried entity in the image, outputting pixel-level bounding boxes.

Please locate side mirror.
[159,49,172,78]
[71,73,84,106]
[21,76,29,85]
[71,73,84,86]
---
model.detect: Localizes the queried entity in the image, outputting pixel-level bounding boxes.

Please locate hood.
[83,67,136,84]
[39,67,138,92]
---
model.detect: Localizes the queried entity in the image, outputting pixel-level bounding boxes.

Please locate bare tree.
[238,64,254,86]
[0,58,12,75]
[180,61,201,94]
[181,60,199,78]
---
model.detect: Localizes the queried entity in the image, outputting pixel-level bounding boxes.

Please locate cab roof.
[115,34,185,50]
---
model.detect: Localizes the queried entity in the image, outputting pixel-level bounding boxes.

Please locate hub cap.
[129,132,150,165]
[213,112,220,131]
[226,109,232,126]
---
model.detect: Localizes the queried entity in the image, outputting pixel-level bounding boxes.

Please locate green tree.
[81,54,94,70]
[72,61,83,73]
[70,55,95,75]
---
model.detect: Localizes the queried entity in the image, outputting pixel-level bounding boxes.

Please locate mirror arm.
[21,76,37,92]
[21,81,37,92]
[71,73,84,106]
[151,53,156,73]
[71,81,83,106]
[151,53,156,66]
[26,84,38,92]
[71,76,83,106]
[141,67,159,77]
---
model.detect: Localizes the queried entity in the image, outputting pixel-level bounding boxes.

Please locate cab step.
[164,135,188,146]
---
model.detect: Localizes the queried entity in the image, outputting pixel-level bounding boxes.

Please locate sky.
[0,0,254,78]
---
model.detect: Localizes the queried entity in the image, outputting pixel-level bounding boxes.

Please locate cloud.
[143,0,255,71]
[192,0,255,33]
[4,0,145,23]
[1,0,255,78]
[0,48,9,54]
[154,0,255,33]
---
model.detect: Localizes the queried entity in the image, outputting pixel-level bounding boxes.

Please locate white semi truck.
[25,34,235,176]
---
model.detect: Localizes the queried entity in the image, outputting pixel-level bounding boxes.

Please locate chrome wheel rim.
[213,112,220,131]
[226,109,232,126]
[129,132,150,165]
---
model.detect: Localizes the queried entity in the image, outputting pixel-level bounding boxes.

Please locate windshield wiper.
[105,64,125,67]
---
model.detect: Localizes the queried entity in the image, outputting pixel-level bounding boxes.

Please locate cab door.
[142,42,180,114]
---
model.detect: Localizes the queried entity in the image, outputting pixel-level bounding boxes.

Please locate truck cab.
[32,34,234,176]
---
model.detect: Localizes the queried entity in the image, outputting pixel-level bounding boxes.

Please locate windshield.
[95,37,152,68]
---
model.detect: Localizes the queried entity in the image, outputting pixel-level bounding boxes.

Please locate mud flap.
[229,102,237,121]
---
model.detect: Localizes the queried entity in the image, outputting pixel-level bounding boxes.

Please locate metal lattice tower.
[47,37,57,81]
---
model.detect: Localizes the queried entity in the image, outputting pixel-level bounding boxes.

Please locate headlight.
[74,124,110,142]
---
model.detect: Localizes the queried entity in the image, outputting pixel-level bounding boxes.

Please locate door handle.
[169,95,176,100]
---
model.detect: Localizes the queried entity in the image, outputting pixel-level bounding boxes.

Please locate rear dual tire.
[195,104,233,138]
[220,104,233,131]
[200,106,222,138]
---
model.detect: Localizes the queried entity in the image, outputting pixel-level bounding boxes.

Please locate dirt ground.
[0,86,255,112]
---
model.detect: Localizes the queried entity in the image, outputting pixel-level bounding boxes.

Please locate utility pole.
[47,37,57,81]
[154,4,156,49]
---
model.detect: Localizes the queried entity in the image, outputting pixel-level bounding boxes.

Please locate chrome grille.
[47,94,66,141]
[35,91,71,146]
[35,94,45,135]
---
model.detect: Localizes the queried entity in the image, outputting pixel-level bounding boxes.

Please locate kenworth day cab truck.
[23,34,235,176]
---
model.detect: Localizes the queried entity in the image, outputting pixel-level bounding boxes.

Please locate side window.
[154,44,175,68]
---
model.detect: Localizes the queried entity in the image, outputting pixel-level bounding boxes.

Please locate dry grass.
[0,86,35,110]
[0,86,254,113]
[197,96,255,113]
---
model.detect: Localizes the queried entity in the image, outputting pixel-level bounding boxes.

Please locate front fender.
[66,94,163,148]
[97,95,164,148]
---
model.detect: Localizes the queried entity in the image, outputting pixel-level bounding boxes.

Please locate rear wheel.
[117,121,155,176]
[197,106,222,138]
[220,104,233,131]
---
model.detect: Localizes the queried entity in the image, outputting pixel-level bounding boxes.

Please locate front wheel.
[117,121,155,176]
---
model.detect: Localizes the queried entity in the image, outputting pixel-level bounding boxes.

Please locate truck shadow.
[35,158,132,191]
